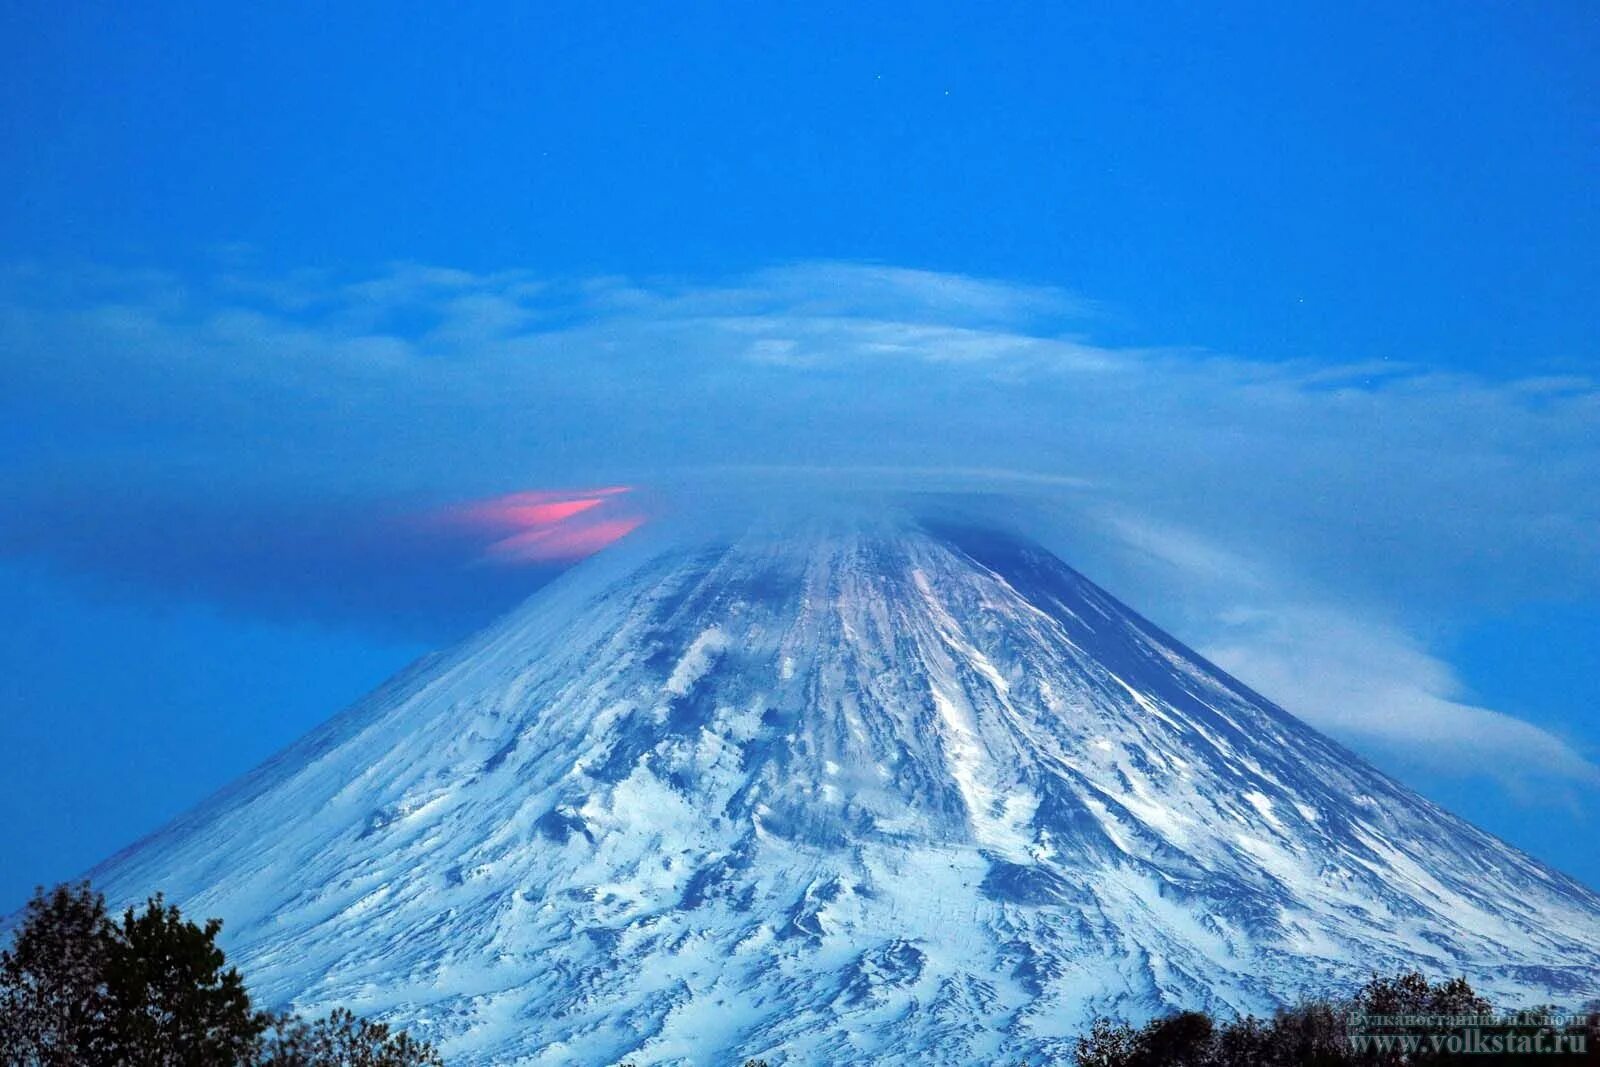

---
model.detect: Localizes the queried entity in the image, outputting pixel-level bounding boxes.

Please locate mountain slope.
[88,518,1600,1064]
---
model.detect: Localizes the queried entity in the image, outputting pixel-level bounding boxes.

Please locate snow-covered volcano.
[89,517,1600,1064]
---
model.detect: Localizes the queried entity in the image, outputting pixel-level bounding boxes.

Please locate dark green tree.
[0,883,115,1066]
[101,894,266,1064]
[1073,1017,1139,1067]
[1,883,440,1067]
[1138,1010,1215,1066]
[1261,1001,1348,1067]
[1353,969,1492,1020]
[1072,970,1598,1067]
[256,1008,443,1067]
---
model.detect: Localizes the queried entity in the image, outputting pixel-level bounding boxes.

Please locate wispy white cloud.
[1052,507,1600,792]
[1204,604,1600,790]
[2,259,1597,791]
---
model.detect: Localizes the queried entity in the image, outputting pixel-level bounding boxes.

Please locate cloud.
[1020,505,1600,793]
[435,486,646,562]
[2,259,1596,788]
[1204,605,1600,792]
[0,486,580,642]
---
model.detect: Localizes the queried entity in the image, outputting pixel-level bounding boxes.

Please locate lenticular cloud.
[440,486,646,563]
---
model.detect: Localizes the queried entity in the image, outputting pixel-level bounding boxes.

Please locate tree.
[1352,969,1491,1020]
[1074,1017,1139,1067]
[0,884,265,1066]
[1071,970,1600,1067]
[0,883,115,1066]
[257,1008,443,1067]
[1,883,440,1067]
[1262,1002,1347,1067]
[1138,1010,1215,1067]
[101,894,266,1064]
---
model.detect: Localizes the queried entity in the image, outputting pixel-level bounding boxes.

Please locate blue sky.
[1,3,1597,907]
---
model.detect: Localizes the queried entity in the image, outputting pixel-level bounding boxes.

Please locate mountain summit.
[90,518,1600,1064]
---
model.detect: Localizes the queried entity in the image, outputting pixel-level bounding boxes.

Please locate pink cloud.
[440,486,644,563]
[483,515,646,562]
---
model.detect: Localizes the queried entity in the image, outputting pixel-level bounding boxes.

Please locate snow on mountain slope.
[86,517,1600,1064]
